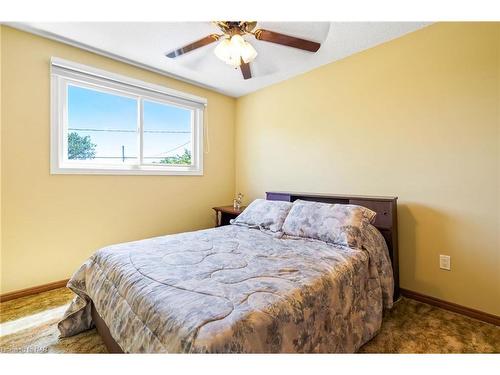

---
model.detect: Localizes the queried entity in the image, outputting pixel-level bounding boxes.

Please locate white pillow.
[231,199,293,232]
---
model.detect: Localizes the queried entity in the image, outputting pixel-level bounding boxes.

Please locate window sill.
[50,165,203,176]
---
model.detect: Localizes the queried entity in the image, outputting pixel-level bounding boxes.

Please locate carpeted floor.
[0,287,498,353]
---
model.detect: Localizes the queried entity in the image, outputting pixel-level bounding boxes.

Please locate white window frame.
[50,57,206,175]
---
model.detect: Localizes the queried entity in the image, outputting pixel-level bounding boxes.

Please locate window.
[51,58,206,175]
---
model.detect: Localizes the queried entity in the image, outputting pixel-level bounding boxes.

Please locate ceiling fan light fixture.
[214,34,257,67]
[167,21,322,80]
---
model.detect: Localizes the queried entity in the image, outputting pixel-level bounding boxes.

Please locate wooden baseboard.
[400,288,500,326]
[0,279,69,303]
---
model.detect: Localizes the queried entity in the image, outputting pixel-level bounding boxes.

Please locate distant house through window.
[51,58,205,175]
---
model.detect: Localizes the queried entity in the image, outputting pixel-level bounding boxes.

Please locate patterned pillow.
[282,200,376,248]
[231,199,293,232]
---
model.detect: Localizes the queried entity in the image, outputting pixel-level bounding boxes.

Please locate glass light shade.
[214,35,257,67]
[240,41,258,64]
[230,34,246,49]
[214,38,232,63]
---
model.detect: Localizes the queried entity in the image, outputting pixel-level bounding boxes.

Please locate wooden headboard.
[266,191,399,301]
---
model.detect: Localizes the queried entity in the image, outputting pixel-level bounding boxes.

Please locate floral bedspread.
[58,224,393,353]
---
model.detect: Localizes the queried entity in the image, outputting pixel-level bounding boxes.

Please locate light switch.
[440,255,451,271]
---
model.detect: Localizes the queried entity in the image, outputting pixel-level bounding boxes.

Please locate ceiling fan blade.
[166,34,220,58]
[254,29,320,52]
[240,60,252,80]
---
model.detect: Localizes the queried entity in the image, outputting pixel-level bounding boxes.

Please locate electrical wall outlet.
[440,255,451,271]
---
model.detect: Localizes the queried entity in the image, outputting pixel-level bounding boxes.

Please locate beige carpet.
[0,288,498,353]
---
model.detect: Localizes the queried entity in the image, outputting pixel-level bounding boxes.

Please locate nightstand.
[212,206,246,227]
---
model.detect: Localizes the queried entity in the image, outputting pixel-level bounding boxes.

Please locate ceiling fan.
[165,21,321,80]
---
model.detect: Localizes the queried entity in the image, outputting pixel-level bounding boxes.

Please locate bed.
[58,192,399,353]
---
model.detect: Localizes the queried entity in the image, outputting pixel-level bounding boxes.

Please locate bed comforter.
[58,224,393,353]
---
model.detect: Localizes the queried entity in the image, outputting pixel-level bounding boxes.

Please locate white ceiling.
[14,22,430,97]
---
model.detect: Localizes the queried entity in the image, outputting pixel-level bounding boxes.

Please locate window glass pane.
[143,100,192,165]
[67,85,138,165]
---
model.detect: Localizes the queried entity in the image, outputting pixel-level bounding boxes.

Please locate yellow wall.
[0,26,236,293]
[235,23,500,315]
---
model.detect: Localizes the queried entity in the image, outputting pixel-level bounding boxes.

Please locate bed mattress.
[58,224,393,353]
